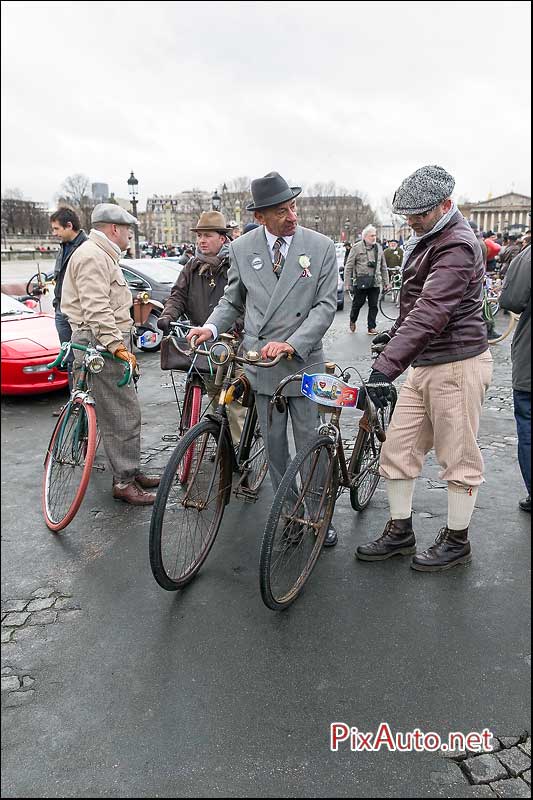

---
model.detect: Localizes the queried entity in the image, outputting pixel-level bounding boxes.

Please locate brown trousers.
[380,350,493,487]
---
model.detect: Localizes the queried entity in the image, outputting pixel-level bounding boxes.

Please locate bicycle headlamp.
[209,342,230,366]
[87,353,105,374]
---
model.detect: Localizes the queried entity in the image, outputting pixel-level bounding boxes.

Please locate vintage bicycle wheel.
[260,435,338,611]
[379,288,400,321]
[42,397,98,531]
[350,388,397,511]
[240,417,268,493]
[149,419,233,590]
[177,383,203,483]
[487,310,518,344]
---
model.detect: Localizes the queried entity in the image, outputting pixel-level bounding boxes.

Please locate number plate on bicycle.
[301,374,359,408]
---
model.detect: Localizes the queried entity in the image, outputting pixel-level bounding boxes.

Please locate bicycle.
[259,365,397,611]
[149,333,281,591]
[378,268,402,321]
[42,342,133,531]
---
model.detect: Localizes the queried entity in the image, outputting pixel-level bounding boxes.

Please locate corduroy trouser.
[379,350,493,487]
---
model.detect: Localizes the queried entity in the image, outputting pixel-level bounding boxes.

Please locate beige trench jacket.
[61,231,132,353]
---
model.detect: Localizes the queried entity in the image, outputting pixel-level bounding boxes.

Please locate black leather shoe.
[519,495,531,513]
[356,517,415,561]
[411,527,471,572]
[323,525,338,547]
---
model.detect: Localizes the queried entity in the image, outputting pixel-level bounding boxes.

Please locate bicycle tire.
[178,384,202,483]
[42,398,97,531]
[488,312,518,345]
[149,419,232,590]
[379,291,399,322]
[260,435,338,611]
[350,388,397,511]
[240,417,268,493]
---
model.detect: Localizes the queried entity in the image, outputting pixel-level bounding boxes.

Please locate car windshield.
[119,259,180,284]
[1,293,35,317]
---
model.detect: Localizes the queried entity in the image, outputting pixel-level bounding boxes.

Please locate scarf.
[402,202,458,268]
[191,241,231,276]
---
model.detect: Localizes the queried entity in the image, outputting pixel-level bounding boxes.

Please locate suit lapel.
[245,228,278,297]
[259,226,307,331]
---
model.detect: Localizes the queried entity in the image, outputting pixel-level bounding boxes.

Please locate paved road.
[1,304,530,797]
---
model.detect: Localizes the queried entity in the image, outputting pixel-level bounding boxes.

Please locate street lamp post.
[212,190,221,212]
[127,171,140,258]
[234,200,241,230]
[344,218,350,242]
[314,215,320,232]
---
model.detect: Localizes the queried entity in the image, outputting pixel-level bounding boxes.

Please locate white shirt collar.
[91,228,123,256]
[264,227,293,257]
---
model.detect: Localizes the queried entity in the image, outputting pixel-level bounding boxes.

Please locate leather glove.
[371,331,392,354]
[114,345,137,371]
[157,315,172,335]
[365,369,393,410]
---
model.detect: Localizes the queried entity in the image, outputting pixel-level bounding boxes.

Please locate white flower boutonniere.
[299,255,312,277]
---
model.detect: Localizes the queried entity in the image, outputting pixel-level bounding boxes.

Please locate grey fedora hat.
[246,171,302,211]
[91,203,138,226]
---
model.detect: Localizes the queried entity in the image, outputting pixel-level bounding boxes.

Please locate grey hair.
[362,224,377,237]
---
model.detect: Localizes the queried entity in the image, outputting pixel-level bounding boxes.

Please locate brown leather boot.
[135,473,161,489]
[356,517,416,561]
[411,527,471,572]
[112,480,157,506]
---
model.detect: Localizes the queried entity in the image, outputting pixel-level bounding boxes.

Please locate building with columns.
[459,192,531,234]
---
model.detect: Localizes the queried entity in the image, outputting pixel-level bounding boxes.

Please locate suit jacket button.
[296,312,301,317]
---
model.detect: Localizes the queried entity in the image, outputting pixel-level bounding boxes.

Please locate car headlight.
[22,365,51,373]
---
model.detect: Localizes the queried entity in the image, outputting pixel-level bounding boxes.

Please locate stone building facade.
[459,192,531,234]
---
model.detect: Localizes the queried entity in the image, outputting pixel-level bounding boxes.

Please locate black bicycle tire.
[42,398,97,531]
[240,417,268,493]
[259,435,338,611]
[149,419,232,591]
[349,387,397,511]
[379,292,399,322]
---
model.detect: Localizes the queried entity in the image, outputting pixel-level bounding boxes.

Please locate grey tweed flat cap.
[392,165,455,215]
[91,203,138,226]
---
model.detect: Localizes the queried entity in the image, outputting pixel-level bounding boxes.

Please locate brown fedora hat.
[190,211,231,233]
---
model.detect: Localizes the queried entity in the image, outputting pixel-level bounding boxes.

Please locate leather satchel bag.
[160,335,213,374]
[355,273,375,290]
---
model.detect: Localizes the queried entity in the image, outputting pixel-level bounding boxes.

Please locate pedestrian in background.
[383,238,403,271]
[499,244,531,513]
[484,231,501,272]
[344,224,390,334]
[61,204,160,506]
[49,206,87,396]
[358,165,492,572]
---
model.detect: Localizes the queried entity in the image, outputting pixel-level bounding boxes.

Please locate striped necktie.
[272,237,285,278]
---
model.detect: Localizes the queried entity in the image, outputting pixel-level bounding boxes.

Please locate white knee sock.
[387,479,416,520]
[447,483,479,530]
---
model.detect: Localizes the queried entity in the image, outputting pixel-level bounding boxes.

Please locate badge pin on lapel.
[251,257,263,270]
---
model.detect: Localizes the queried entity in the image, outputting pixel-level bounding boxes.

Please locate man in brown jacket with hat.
[157,211,246,444]
[357,166,493,571]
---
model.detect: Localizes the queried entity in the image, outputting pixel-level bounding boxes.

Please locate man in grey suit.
[188,172,339,545]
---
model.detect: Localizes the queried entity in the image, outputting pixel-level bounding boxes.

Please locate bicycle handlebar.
[169,326,288,368]
[47,342,133,387]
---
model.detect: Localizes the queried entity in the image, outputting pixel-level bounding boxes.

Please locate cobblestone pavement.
[1,308,530,798]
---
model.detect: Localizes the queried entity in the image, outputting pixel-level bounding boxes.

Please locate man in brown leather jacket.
[356,165,493,572]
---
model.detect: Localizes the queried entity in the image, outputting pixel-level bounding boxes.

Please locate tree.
[56,173,93,230]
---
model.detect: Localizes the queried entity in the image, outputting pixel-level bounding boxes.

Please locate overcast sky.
[1,0,531,217]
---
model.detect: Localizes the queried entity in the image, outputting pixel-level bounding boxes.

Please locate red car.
[1,293,69,395]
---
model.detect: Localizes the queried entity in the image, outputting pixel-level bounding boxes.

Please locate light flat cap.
[392,165,455,215]
[91,203,138,226]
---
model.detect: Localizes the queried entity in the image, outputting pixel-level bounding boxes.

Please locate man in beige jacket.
[61,203,159,505]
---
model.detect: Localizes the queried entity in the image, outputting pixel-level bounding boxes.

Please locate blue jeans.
[513,390,531,495]
[54,309,73,391]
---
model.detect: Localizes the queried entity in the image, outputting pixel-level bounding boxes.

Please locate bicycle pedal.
[161,434,179,442]
[234,486,259,503]
[92,463,106,472]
